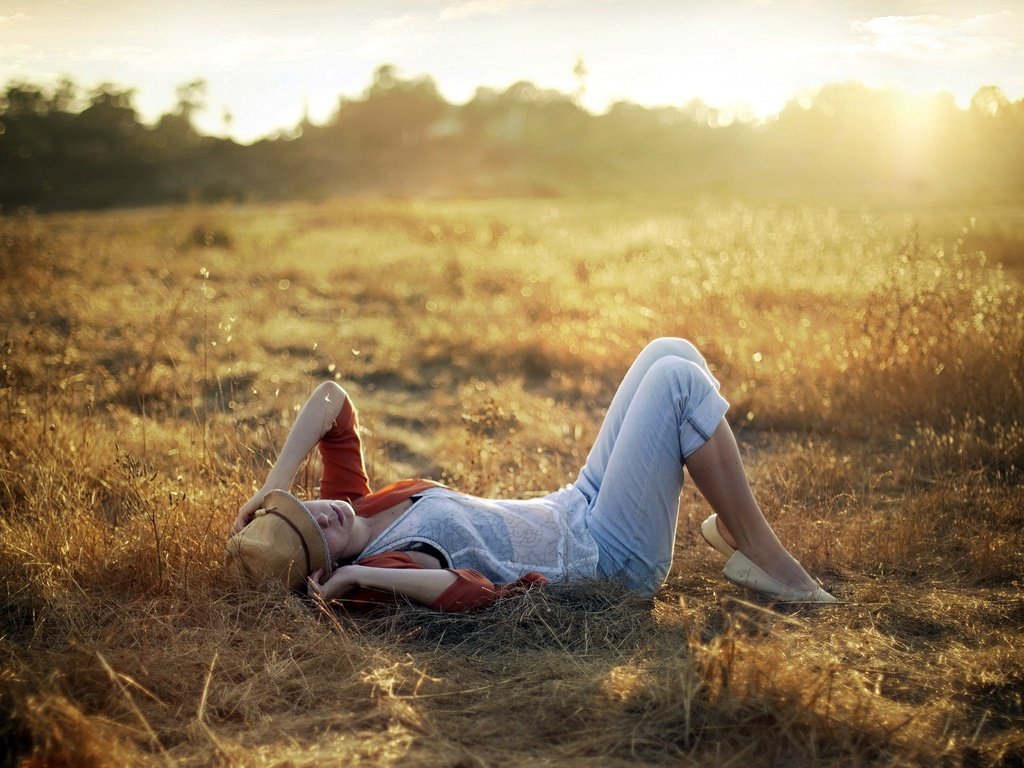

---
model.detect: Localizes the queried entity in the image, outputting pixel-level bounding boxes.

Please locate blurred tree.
[175,79,208,121]
[971,85,1009,118]
[2,72,1023,209]
[342,64,445,149]
[77,84,144,152]
[319,64,448,191]
[48,77,79,113]
[966,86,1024,193]
[1,83,49,116]
[572,57,588,107]
[0,83,54,208]
[155,79,207,148]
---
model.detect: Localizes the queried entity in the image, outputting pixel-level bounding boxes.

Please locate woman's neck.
[356,499,414,555]
[358,501,409,548]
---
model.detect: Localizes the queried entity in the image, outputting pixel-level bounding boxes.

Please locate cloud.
[82,45,155,65]
[853,15,949,57]
[0,11,28,24]
[439,0,544,21]
[368,13,423,33]
[359,13,434,59]
[0,43,35,80]
[852,11,1019,61]
[200,33,324,67]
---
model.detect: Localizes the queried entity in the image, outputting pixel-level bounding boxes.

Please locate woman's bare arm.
[232,381,349,533]
[308,565,458,606]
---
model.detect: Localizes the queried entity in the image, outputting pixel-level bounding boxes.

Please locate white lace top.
[358,484,600,584]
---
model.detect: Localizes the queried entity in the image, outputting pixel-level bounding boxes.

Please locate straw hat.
[225,489,331,589]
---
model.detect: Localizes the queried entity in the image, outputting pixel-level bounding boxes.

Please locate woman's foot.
[723,551,836,602]
[708,513,822,595]
[738,538,821,594]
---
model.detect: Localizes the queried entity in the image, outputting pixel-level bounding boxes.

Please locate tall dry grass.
[1,197,1022,766]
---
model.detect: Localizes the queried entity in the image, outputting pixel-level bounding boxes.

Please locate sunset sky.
[2,0,1022,143]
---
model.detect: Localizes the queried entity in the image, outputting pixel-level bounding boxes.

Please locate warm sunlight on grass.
[2,196,1023,766]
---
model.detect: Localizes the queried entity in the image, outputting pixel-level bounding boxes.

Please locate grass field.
[2,196,1023,767]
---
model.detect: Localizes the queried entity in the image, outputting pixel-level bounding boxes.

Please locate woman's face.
[303,499,357,563]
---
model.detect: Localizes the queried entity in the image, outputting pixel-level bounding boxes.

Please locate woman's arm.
[308,564,458,606]
[310,554,547,612]
[307,552,547,612]
[232,381,348,533]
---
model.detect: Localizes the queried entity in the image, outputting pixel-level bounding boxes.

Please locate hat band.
[265,510,311,578]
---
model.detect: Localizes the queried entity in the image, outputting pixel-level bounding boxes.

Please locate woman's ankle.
[715,516,738,549]
[740,544,817,591]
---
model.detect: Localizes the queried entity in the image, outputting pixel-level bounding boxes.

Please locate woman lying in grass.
[227,338,835,610]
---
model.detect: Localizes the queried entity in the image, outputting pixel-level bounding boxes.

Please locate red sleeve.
[351,479,445,517]
[336,552,547,613]
[318,398,372,502]
[432,569,548,612]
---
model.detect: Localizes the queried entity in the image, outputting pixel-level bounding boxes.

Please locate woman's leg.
[581,353,729,595]
[685,420,818,592]
[579,340,819,595]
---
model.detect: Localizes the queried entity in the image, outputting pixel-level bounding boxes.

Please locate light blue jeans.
[574,338,730,596]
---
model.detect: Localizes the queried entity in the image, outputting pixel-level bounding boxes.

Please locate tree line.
[2,65,1022,212]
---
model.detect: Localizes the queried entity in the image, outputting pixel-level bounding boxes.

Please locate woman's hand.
[231,490,267,535]
[307,566,361,601]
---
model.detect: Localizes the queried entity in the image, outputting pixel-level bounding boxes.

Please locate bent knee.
[642,337,704,366]
[646,355,714,393]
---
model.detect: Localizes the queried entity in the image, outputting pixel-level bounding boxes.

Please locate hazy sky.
[2,0,1022,143]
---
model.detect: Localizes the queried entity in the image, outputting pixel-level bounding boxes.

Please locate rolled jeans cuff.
[680,388,730,458]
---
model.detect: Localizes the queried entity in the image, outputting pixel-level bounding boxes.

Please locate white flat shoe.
[722,552,837,603]
[700,514,736,558]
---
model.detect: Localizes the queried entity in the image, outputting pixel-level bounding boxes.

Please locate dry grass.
[2,196,1022,767]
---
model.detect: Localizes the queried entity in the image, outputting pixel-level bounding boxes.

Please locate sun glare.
[885,92,948,182]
